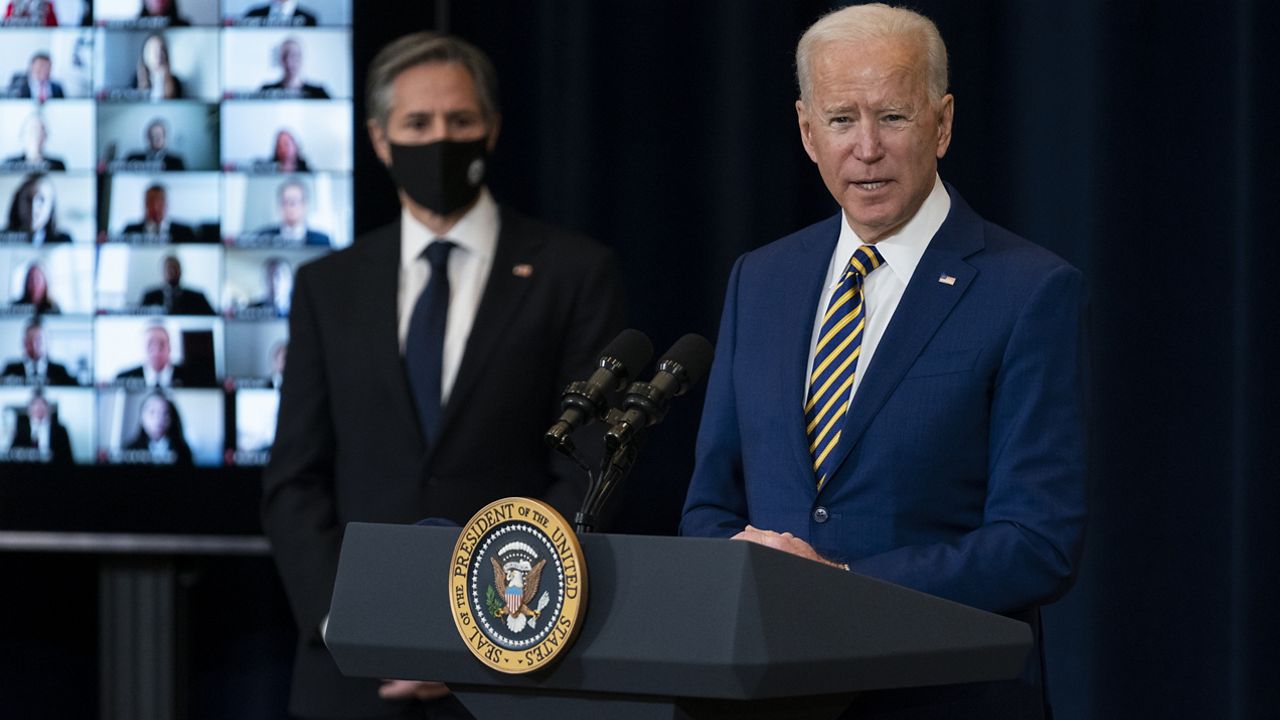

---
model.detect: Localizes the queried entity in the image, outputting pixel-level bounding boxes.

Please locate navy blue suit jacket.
[681,187,1086,717]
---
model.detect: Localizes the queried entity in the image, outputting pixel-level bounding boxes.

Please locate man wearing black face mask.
[261,32,625,720]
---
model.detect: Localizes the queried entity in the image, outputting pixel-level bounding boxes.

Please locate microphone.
[604,333,713,449]
[544,329,653,452]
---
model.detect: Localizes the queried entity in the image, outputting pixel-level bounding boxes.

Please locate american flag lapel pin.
[512,264,534,278]
[938,273,956,286]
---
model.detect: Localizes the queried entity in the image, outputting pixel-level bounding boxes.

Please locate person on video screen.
[6,173,71,244]
[8,389,72,464]
[123,390,193,465]
[246,256,292,316]
[242,0,316,27]
[12,260,60,314]
[2,316,76,385]
[2,113,66,171]
[122,183,198,242]
[132,33,183,100]
[3,0,57,26]
[124,118,186,170]
[4,174,69,244]
[8,52,65,100]
[259,37,328,99]
[250,178,329,247]
[138,254,214,315]
[137,0,189,26]
[268,340,285,388]
[266,128,308,172]
[115,323,196,386]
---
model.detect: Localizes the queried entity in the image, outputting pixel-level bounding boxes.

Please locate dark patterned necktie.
[405,240,455,444]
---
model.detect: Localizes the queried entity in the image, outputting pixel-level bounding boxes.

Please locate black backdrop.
[3,2,1279,718]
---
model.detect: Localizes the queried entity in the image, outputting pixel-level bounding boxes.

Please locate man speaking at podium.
[262,32,624,720]
[681,5,1086,718]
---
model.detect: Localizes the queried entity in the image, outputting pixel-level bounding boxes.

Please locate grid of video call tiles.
[1,0,352,467]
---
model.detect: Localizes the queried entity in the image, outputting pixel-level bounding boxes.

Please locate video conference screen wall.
[0,0,352,470]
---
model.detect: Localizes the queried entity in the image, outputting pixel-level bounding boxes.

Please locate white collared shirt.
[269,0,298,18]
[149,436,171,455]
[28,78,50,100]
[148,71,167,101]
[144,363,175,387]
[279,222,307,244]
[24,357,48,380]
[806,175,951,404]
[397,189,499,404]
[273,285,291,314]
[30,418,50,452]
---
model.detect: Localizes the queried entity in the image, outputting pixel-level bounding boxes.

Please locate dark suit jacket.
[0,154,65,171]
[8,75,65,99]
[2,359,76,385]
[123,431,193,465]
[115,363,199,387]
[261,207,625,718]
[122,221,199,243]
[122,152,186,170]
[243,4,317,25]
[259,80,329,99]
[10,415,72,464]
[139,285,214,315]
[245,297,289,318]
[129,74,184,99]
[249,224,331,247]
[680,187,1087,719]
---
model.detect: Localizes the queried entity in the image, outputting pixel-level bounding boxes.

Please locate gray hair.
[365,32,500,129]
[796,3,949,103]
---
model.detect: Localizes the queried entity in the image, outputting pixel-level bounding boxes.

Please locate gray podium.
[325,523,1032,720]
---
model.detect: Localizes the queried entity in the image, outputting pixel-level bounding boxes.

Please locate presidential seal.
[449,497,587,674]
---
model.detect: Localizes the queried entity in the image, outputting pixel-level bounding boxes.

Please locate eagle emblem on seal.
[489,542,551,633]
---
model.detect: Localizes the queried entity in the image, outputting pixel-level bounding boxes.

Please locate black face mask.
[387,138,489,216]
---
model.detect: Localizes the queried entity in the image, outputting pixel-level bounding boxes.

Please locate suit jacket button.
[812,506,829,523]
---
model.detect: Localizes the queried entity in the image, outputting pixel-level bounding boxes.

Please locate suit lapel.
[819,189,986,487]
[780,217,842,495]
[433,209,541,450]
[355,223,427,452]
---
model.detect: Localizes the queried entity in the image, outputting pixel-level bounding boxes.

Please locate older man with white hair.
[682,4,1087,718]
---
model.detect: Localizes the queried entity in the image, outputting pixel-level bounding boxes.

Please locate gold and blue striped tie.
[805,244,884,491]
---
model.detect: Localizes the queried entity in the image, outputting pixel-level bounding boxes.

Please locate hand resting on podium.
[732,525,849,571]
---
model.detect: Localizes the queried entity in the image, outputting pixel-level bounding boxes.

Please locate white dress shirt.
[28,78,51,101]
[24,357,48,381]
[143,363,175,387]
[269,0,298,19]
[30,417,50,452]
[148,72,167,101]
[148,436,172,455]
[806,175,951,404]
[278,222,307,244]
[397,189,499,405]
